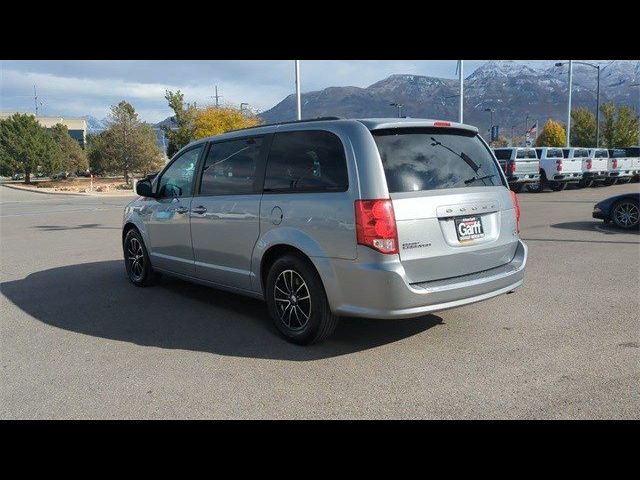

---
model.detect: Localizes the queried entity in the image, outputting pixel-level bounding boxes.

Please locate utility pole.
[390,103,404,118]
[595,65,601,147]
[33,85,39,116]
[457,60,464,123]
[511,125,515,146]
[213,85,221,107]
[295,60,301,121]
[566,60,573,147]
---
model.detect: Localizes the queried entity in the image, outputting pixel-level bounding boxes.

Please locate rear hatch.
[372,127,519,284]
[514,148,539,174]
[591,149,609,172]
[549,148,581,174]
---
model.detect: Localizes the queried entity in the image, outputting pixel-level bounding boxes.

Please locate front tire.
[612,200,640,230]
[123,229,160,286]
[265,254,339,344]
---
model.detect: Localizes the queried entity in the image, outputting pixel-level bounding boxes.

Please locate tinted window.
[199,137,262,195]
[372,128,503,193]
[547,148,563,158]
[494,149,512,160]
[624,147,639,156]
[516,149,537,159]
[594,149,608,158]
[158,146,202,198]
[535,148,543,157]
[562,149,570,157]
[608,149,626,158]
[573,149,588,158]
[264,130,348,192]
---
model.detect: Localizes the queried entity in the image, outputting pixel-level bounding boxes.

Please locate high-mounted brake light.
[586,159,592,170]
[507,160,517,175]
[556,159,563,172]
[509,190,521,233]
[433,121,451,127]
[355,199,399,254]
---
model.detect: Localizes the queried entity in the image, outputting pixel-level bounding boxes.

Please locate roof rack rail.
[225,116,342,134]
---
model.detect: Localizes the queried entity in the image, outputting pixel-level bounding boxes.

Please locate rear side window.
[264,130,348,192]
[199,137,263,196]
[517,149,537,159]
[609,149,626,158]
[594,149,608,158]
[372,128,504,193]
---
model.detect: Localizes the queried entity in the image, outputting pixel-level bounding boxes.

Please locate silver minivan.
[123,118,527,344]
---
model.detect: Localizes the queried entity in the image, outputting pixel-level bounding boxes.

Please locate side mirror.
[136,178,155,197]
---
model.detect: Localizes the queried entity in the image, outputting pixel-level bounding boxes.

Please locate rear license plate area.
[455,216,485,242]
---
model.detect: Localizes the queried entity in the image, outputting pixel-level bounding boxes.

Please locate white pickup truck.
[534,147,583,191]
[606,149,635,184]
[624,147,640,182]
[580,148,609,187]
[492,147,540,193]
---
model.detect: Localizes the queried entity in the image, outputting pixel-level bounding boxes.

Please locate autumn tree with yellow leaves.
[194,106,262,140]
[535,119,566,147]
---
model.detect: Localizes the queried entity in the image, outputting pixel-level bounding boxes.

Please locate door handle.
[172,206,189,214]
[191,206,207,215]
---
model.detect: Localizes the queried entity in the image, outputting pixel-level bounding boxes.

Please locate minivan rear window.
[372,128,504,193]
[516,149,537,159]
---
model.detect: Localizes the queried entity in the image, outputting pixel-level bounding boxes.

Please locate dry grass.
[34,177,132,192]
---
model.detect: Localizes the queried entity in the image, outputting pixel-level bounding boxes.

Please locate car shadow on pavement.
[0,261,441,361]
[550,221,639,235]
[33,224,121,231]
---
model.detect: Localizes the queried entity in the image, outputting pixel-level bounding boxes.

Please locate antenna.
[212,85,222,107]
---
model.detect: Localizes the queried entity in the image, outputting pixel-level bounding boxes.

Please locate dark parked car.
[593,193,640,230]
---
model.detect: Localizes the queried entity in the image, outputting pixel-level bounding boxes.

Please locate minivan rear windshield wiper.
[464,174,495,185]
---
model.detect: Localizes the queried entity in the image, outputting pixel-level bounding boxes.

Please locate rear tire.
[612,200,640,230]
[550,181,567,191]
[123,229,161,287]
[604,178,618,186]
[510,183,524,193]
[526,173,545,193]
[579,179,594,188]
[265,254,339,344]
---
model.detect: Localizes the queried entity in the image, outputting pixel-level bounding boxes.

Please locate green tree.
[50,124,89,173]
[86,132,109,175]
[571,107,596,147]
[96,101,165,182]
[600,102,616,148]
[0,113,60,183]
[535,119,566,147]
[162,90,197,157]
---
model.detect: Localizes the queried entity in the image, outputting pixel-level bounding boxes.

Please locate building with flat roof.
[0,112,87,148]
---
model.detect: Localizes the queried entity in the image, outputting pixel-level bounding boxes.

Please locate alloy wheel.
[613,201,639,228]
[274,269,311,330]
[127,236,145,281]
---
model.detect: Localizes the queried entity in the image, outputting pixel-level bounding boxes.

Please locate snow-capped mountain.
[82,115,108,133]
[260,60,639,137]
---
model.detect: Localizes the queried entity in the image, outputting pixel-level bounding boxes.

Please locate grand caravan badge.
[455,216,485,242]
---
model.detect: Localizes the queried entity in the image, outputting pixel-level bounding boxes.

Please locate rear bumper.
[320,240,527,319]
[507,174,539,184]
[551,173,582,182]
[583,171,607,180]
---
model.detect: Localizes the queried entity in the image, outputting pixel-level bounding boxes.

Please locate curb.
[1,183,136,197]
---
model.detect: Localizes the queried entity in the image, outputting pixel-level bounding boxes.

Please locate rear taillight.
[507,160,516,175]
[509,190,521,233]
[556,159,563,172]
[355,199,399,254]
[586,159,592,170]
[612,159,618,169]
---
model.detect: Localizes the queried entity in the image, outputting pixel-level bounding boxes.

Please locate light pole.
[556,61,610,147]
[390,103,404,118]
[457,60,464,123]
[295,60,301,121]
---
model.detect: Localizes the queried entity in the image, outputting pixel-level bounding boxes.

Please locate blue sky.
[1,60,493,123]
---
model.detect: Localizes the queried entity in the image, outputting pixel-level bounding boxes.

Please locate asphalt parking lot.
[1,183,638,419]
